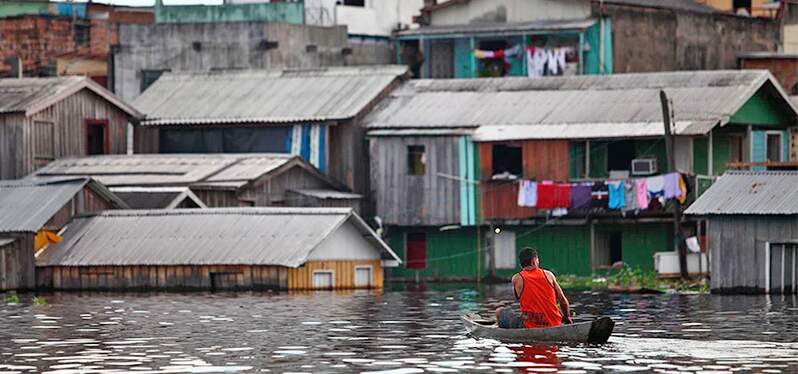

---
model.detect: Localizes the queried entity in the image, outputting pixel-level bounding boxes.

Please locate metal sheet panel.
[397,19,597,37]
[290,189,363,200]
[365,70,790,139]
[0,178,88,233]
[685,171,798,215]
[134,66,407,126]
[37,208,400,267]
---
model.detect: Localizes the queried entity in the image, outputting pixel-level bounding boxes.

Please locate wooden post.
[660,90,689,279]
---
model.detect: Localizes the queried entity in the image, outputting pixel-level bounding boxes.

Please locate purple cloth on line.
[663,173,681,199]
[569,184,592,210]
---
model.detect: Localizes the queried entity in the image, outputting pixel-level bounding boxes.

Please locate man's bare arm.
[545,270,572,324]
[511,273,523,300]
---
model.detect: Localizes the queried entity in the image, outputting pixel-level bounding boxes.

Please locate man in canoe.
[496,247,572,329]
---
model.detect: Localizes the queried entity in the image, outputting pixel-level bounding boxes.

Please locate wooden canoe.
[462,313,615,344]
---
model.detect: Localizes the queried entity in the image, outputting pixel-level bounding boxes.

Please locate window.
[160,127,292,153]
[569,141,587,179]
[494,230,517,269]
[728,135,744,163]
[491,144,522,177]
[140,69,169,93]
[407,145,426,175]
[596,231,623,268]
[406,232,427,269]
[478,40,510,77]
[766,133,783,162]
[339,0,365,6]
[74,22,90,46]
[354,266,372,288]
[312,271,334,290]
[607,140,636,173]
[85,119,108,155]
[733,0,752,14]
[33,121,55,163]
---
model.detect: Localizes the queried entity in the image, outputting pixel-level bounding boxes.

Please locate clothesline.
[516,172,688,216]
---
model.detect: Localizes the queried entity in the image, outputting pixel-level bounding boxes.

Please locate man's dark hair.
[519,247,539,267]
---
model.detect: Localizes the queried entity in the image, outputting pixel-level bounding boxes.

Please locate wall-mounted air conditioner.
[631,158,657,176]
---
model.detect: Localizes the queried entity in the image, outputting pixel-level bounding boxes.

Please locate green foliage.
[5,292,20,304]
[32,296,47,305]
[556,265,710,294]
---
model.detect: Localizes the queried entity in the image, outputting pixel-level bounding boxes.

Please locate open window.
[85,119,109,155]
[407,145,426,176]
[607,140,636,174]
[728,135,745,163]
[491,144,522,178]
[339,0,365,6]
[596,231,623,268]
[478,40,510,78]
[766,132,783,162]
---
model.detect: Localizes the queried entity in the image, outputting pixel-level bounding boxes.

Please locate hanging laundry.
[677,174,688,204]
[536,181,557,209]
[474,45,521,61]
[591,181,609,209]
[646,175,665,198]
[623,180,638,212]
[551,208,568,217]
[552,183,571,208]
[663,172,682,200]
[635,178,650,210]
[608,181,625,210]
[569,183,592,210]
[526,47,539,77]
[547,49,559,75]
[517,180,538,208]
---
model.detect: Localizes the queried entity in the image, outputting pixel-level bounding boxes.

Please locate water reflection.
[0,286,795,373]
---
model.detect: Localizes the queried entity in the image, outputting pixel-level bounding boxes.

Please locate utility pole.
[660,90,689,279]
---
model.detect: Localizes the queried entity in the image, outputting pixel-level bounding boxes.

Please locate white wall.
[307,219,381,261]
[430,0,590,26]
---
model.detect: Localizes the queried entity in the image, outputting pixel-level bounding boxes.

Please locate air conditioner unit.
[631,158,657,176]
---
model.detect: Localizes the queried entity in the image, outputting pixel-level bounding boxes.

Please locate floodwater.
[0,285,797,374]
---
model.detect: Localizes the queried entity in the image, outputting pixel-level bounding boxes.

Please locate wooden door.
[406,233,427,269]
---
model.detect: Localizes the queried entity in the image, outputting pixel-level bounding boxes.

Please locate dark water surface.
[1,284,797,373]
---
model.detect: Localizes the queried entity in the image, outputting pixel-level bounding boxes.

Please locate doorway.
[85,119,109,155]
[768,243,797,294]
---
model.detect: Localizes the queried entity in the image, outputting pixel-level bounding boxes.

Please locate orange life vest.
[517,267,562,328]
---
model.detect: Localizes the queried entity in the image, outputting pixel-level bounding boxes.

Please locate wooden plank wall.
[190,189,241,207]
[247,166,329,206]
[479,140,569,220]
[0,234,35,291]
[133,126,159,154]
[370,136,461,226]
[284,192,361,214]
[287,260,383,290]
[710,216,798,293]
[83,186,114,212]
[0,114,26,180]
[36,265,288,291]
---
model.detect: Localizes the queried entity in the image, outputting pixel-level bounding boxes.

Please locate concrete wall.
[429,0,590,26]
[114,21,390,101]
[155,2,304,24]
[599,4,779,73]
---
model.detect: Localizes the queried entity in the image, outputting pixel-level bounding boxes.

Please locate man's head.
[519,247,539,268]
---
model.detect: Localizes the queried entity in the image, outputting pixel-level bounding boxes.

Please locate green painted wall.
[729,88,794,127]
[385,227,481,280]
[712,133,731,176]
[598,223,672,271]
[589,141,609,178]
[454,38,473,79]
[635,139,667,173]
[155,2,304,24]
[0,1,51,17]
[569,142,587,179]
[584,19,611,75]
[507,225,592,277]
[693,137,709,175]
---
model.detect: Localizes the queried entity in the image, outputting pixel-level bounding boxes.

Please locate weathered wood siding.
[36,265,289,290]
[479,140,569,220]
[285,191,361,214]
[0,89,131,180]
[43,186,115,231]
[370,136,461,226]
[190,189,241,207]
[133,126,159,154]
[0,234,35,291]
[247,166,329,206]
[709,216,798,293]
[287,260,383,290]
[0,114,26,179]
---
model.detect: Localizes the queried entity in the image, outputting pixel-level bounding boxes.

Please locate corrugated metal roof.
[684,171,798,215]
[598,0,720,14]
[0,238,17,247]
[110,187,208,209]
[365,70,795,140]
[134,66,408,126]
[396,19,596,38]
[34,154,294,189]
[0,178,89,233]
[290,189,363,200]
[0,76,142,118]
[36,208,400,267]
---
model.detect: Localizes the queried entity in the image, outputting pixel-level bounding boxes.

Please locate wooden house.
[0,77,143,179]
[109,187,207,209]
[35,208,401,291]
[34,153,362,213]
[131,66,408,207]
[685,171,798,294]
[366,70,798,281]
[0,177,127,290]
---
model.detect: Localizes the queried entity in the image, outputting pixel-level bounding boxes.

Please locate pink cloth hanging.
[635,179,649,209]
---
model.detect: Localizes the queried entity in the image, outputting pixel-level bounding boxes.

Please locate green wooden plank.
[693,137,709,175]
[729,87,794,127]
[589,141,608,178]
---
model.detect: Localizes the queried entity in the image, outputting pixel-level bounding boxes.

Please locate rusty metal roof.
[134,66,407,126]
[36,208,400,267]
[685,171,798,215]
[0,76,143,119]
[365,70,795,141]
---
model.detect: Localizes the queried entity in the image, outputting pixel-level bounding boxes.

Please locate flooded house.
[130,65,408,207]
[0,177,127,290]
[366,70,798,281]
[34,154,361,212]
[35,208,401,291]
[685,171,798,294]
[0,76,143,180]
